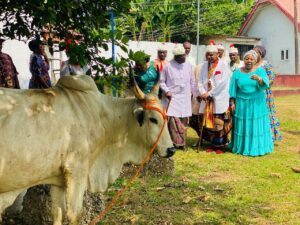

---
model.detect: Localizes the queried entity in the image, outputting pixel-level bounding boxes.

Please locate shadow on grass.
[285,130,300,135]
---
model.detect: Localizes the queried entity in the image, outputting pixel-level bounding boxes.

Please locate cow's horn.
[129,64,145,100]
[150,65,160,95]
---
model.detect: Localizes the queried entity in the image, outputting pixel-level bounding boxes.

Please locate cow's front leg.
[63,163,88,225]
[51,186,65,225]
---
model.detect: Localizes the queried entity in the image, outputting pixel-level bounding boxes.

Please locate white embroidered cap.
[206,40,218,53]
[229,44,238,54]
[158,44,168,51]
[217,44,225,50]
[172,45,185,55]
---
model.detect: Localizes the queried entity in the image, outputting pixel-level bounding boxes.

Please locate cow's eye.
[149,117,158,124]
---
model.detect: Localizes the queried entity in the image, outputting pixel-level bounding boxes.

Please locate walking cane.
[197,99,206,153]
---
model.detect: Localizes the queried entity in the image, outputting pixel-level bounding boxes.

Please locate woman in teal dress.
[133,51,158,94]
[229,50,274,156]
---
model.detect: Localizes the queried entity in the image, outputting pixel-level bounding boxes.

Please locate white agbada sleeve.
[198,64,207,95]
[209,68,230,98]
[189,66,199,97]
[159,66,170,93]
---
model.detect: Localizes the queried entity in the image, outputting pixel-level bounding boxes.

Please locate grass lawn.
[99,95,300,225]
[272,86,300,91]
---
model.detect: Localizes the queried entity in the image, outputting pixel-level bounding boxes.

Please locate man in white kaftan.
[160,45,198,149]
[197,43,232,151]
[183,41,196,68]
[228,45,244,73]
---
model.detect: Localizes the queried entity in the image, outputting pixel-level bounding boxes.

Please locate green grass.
[98,95,300,225]
[272,86,300,91]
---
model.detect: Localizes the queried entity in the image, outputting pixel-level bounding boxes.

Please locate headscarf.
[243,50,258,63]
[254,45,267,58]
[28,39,45,52]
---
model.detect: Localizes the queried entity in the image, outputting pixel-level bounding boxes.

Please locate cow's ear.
[134,107,145,127]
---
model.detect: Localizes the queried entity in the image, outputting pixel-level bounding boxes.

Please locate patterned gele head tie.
[243,50,258,63]
[254,45,267,58]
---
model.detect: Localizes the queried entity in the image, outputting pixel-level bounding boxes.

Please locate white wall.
[242,4,296,74]
[127,41,207,64]
[2,40,208,89]
[2,40,32,89]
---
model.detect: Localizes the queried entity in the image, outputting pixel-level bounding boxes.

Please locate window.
[281,49,289,60]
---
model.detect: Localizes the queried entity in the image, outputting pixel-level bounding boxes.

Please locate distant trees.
[0,0,131,78]
[116,0,255,43]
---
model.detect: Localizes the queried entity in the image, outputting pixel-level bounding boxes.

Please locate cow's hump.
[56,75,98,92]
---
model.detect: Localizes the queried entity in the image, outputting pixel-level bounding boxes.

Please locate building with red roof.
[239,0,300,74]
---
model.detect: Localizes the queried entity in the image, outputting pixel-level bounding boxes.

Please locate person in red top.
[152,44,168,73]
[0,38,20,89]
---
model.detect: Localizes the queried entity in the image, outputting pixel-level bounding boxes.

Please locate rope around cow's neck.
[89,100,168,225]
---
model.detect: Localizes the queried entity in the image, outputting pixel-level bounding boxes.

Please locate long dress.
[160,60,197,148]
[262,62,282,142]
[0,52,20,89]
[29,54,52,89]
[229,67,274,156]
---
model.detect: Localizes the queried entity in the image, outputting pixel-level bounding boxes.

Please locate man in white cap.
[197,41,231,153]
[152,44,168,73]
[183,40,196,68]
[160,44,199,149]
[228,44,244,73]
[217,43,226,60]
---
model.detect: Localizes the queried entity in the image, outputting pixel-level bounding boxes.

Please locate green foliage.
[116,0,255,43]
[0,0,132,92]
[131,51,150,65]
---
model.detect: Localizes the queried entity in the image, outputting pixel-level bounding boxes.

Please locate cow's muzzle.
[165,147,176,158]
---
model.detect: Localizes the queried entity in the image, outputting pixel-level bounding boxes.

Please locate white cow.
[0,75,175,224]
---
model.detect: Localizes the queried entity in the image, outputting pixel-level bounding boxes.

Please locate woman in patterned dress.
[28,39,52,89]
[253,46,282,142]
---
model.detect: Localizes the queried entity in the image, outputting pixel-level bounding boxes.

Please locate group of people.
[0,37,52,90]
[134,41,282,157]
[1,36,282,157]
[0,30,90,91]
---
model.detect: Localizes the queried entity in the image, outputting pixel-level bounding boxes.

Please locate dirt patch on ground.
[199,171,236,184]
[2,185,105,225]
[2,153,174,224]
[121,152,175,178]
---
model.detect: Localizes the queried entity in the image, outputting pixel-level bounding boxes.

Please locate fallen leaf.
[183,196,192,204]
[198,194,210,202]
[181,176,190,183]
[292,167,300,173]
[270,173,282,178]
[129,215,139,223]
[183,188,191,193]
[155,187,166,191]
[198,186,206,191]
[213,187,225,192]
